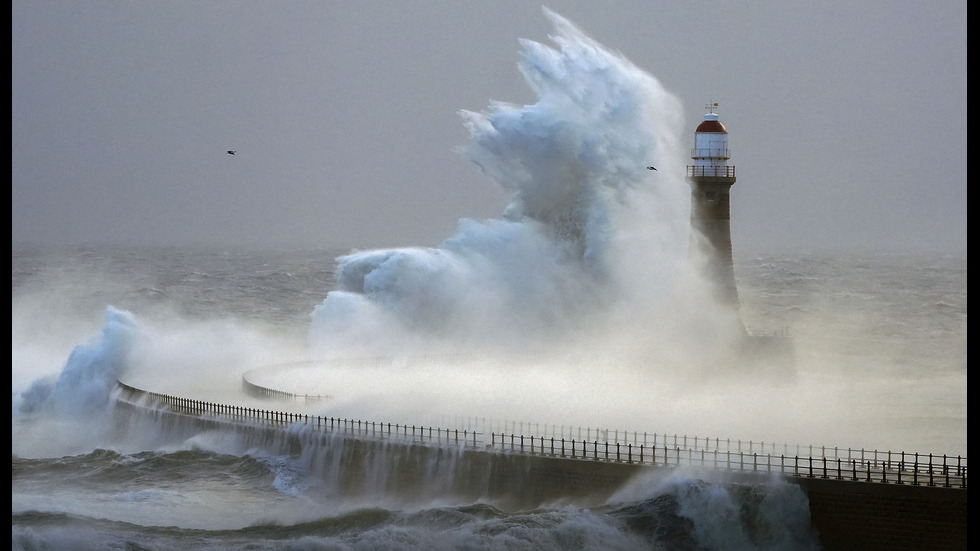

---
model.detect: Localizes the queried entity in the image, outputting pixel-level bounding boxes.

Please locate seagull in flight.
[646,166,657,171]
[227,150,236,155]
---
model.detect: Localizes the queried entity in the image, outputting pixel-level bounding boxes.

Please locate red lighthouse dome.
[695,113,728,134]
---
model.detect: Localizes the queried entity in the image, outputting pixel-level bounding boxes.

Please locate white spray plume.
[18,306,141,419]
[308,8,736,363]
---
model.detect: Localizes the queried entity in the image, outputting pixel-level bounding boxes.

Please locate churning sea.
[11,244,966,551]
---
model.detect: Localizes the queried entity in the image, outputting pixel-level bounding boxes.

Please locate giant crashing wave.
[307,9,739,363]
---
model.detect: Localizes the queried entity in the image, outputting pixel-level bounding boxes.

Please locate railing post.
[913,453,920,486]
[943,454,950,488]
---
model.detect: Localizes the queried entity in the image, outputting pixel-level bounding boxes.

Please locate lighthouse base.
[736,332,797,377]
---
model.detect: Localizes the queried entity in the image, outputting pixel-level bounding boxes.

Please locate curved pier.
[114,378,967,550]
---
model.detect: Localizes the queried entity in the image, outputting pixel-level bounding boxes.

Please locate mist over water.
[11,7,966,550]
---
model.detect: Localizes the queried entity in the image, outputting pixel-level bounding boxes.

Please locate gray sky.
[12,1,966,254]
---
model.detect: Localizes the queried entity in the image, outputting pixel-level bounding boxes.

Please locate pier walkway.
[114,379,968,550]
[115,380,967,490]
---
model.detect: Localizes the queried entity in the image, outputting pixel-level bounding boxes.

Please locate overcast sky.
[12,1,966,255]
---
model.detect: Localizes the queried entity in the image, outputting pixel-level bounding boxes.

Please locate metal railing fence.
[115,381,966,489]
[687,165,736,178]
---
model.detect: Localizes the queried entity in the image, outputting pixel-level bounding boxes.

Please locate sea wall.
[112,398,966,550]
[790,476,967,551]
[113,400,646,508]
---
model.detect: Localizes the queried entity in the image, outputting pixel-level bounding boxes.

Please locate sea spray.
[18,306,141,419]
[307,8,734,366]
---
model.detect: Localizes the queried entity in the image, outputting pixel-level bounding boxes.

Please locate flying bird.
[646,166,657,171]
[227,150,236,155]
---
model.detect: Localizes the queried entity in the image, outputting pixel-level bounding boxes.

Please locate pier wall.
[112,388,966,550]
[791,476,967,551]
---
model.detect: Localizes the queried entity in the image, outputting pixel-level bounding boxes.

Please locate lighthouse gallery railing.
[687,165,736,178]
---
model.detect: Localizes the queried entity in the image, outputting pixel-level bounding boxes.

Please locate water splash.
[18,307,141,419]
[308,8,735,363]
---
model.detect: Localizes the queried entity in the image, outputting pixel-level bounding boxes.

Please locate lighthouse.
[685,104,796,363]
[686,104,741,313]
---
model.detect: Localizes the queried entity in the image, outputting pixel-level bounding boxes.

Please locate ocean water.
[11,245,966,551]
[11,9,966,550]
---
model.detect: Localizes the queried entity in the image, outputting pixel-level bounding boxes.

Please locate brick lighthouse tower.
[686,104,741,314]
